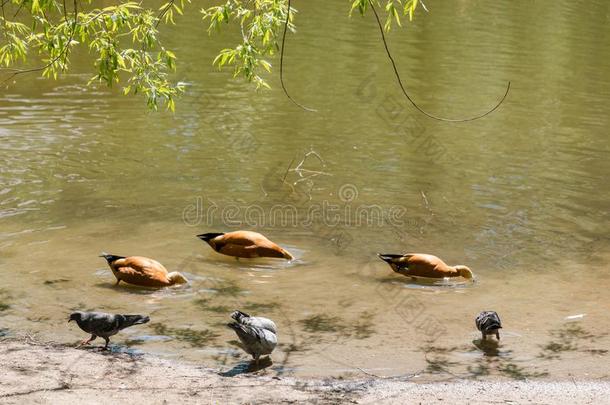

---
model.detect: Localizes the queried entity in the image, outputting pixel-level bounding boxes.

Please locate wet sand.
[1,338,608,404]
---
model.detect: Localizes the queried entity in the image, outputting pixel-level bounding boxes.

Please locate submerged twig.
[367,0,510,122]
[290,150,331,185]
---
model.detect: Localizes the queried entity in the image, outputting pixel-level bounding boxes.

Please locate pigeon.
[475,311,502,340]
[197,231,293,260]
[228,310,277,364]
[378,253,474,280]
[68,311,150,349]
[100,253,188,287]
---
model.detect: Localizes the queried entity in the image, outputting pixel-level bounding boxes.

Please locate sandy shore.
[0,338,608,404]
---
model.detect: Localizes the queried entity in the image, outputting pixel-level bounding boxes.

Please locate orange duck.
[100,253,188,287]
[378,253,474,280]
[197,231,294,260]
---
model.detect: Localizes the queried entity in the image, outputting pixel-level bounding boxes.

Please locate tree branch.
[280,0,316,112]
[1,0,78,85]
[368,0,510,123]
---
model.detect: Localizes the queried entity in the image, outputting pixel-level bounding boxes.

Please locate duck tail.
[168,272,189,285]
[231,310,251,323]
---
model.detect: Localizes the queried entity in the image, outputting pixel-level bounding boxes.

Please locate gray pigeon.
[69,311,150,349]
[228,310,277,364]
[475,311,502,340]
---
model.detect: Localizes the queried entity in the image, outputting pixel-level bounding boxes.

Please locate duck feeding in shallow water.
[100,253,188,287]
[476,311,502,340]
[377,253,474,280]
[197,231,294,260]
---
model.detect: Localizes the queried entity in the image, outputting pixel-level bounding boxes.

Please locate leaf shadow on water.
[195,298,282,319]
[148,323,219,347]
[0,289,12,313]
[420,341,549,380]
[242,301,280,312]
[197,279,247,298]
[298,312,377,346]
[537,323,608,360]
[194,298,232,314]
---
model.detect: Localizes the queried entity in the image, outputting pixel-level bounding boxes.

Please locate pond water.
[0,1,608,379]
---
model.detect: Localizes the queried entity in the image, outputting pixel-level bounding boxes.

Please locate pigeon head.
[68,312,84,323]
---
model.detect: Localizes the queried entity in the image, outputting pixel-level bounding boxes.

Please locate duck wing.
[114,257,170,286]
[401,254,456,277]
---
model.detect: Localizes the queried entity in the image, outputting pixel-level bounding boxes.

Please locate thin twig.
[280,0,316,112]
[419,0,429,12]
[290,150,331,185]
[281,157,295,184]
[12,1,24,18]
[368,0,510,122]
[420,190,430,210]
[156,0,175,28]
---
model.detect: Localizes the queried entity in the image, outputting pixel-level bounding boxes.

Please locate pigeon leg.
[114,279,121,286]
[102,337,110,350]
[496,331,500,340]
[77,335,97,347]
[481,332,486,341]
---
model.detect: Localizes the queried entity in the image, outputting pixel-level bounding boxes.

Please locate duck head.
[454,265,474,280]
[168,272,189,285]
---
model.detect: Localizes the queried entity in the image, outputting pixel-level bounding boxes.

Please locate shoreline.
[1,337,608,404]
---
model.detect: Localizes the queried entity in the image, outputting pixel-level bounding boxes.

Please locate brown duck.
[101,253,188,287]
[378,253,474,280]
[197,231,294,260]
